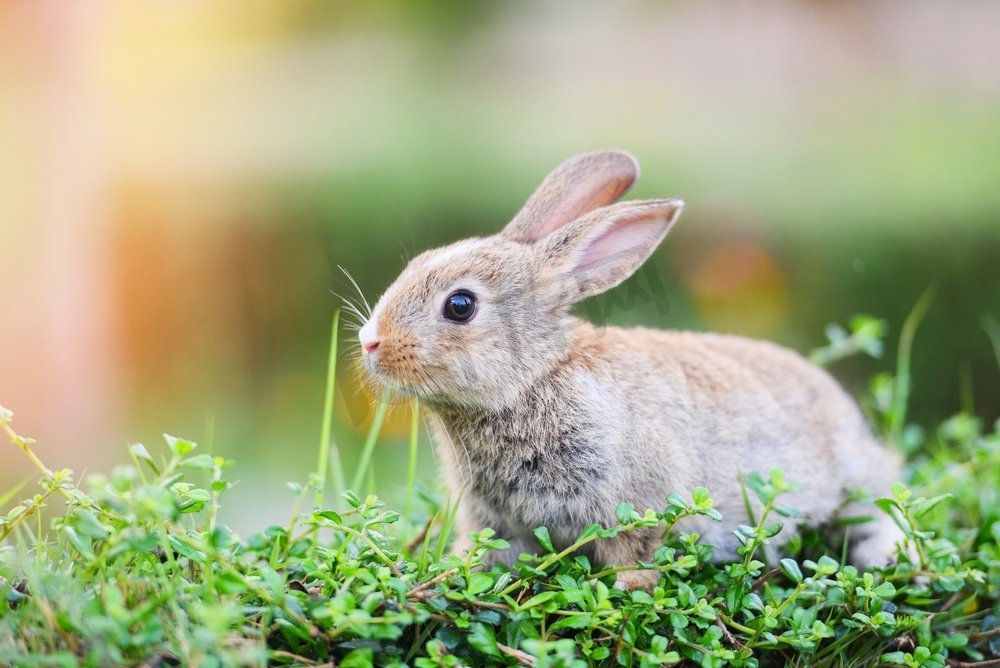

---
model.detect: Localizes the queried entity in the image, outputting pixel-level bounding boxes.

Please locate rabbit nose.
[359,320,380,355]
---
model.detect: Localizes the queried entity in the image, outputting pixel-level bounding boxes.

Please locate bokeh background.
[2,1,998,531]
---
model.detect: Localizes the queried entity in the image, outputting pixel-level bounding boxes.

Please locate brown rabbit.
[356,150,904,590]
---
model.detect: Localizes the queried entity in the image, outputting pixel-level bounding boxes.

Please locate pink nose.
[363,340,380,354]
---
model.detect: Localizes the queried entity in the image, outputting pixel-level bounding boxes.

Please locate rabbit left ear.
[502,150,638,243]
[540,199,683,304]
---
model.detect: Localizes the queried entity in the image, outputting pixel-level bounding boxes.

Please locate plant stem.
[2,420,53,479]
[338,524,400,575]
[499,519,648,598]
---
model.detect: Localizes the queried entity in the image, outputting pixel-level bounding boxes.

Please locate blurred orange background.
[2,1,998,529]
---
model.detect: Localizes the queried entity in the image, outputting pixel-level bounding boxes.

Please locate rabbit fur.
[357,150,905,590]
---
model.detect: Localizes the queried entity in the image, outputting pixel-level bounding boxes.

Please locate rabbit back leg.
[591,525,663,591]
[838,438,909,568]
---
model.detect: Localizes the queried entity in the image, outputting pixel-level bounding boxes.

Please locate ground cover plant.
[1,311,998,667]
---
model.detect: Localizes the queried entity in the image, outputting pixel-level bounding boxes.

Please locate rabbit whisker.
[338,266,373,318]
[335,297,368,325]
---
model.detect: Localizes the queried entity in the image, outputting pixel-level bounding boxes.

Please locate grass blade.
[0,475,32,510]
[405,399,420,520]
[350,387,392,495]
[982,313,1000,372]
[315,309,342,507]
[887,288,934,445]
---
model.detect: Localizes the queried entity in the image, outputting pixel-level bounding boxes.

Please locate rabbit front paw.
[613,569,661,593]
[850,515,907,569]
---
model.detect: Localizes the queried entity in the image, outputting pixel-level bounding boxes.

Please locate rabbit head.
[357,150,683,409]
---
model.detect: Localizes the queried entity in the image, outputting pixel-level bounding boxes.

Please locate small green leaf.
[533,526,554,553]
[468,623,501,658]
[875,498,899,515]
[73,509,108,540]
[780,558,803,583]
[129,443,159,474]
[63,526,94,560]
[616,502,635,524]
[483,538,510,551]
[181,454,216,470]
[773,504,800,518]
[940,633,968,649]
[890,482,910,501]
[576,523,602,541]
[666,493,687,509]
[340,648,374,668]
[467,573,493,595]
[746,471,767,500]
[813,555,839,575]
[314,510,343,524]
[910,494,952,519]
[549,612,594,631]
[763,521,785,538]
[214,571,247,595]
[872,581,896,598]
[176,488,211,512]
[5,505,28,523]
[519,591,557,610]
[163,434,195,457]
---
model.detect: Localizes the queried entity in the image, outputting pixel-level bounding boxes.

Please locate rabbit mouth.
[366,361,489,410]
[358,349,441,401]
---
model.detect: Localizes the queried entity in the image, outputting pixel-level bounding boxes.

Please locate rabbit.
[356,149,905,590]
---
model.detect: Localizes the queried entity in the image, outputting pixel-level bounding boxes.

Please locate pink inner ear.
[578,217,664,269]
[535,177,634,241]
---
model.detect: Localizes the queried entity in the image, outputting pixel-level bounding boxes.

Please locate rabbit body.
[358,150,904,585]
[430,322,900,570]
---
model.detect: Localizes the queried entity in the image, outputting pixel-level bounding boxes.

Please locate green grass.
[1,313,998,668]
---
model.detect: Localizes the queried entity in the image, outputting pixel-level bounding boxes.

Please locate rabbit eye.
[443,290,477,323]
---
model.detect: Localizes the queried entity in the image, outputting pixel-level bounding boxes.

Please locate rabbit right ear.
[501,150,639,243]
[538,199,683,304]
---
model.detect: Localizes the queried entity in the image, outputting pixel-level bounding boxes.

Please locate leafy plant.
[1,311,998,667]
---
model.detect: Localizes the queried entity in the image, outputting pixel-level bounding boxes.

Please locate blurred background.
[1,1,998,531]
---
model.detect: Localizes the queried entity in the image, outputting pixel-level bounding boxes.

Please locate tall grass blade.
[887,288,934,445]
[982,313,1000,372]
[0,475,32,509]
[315,309,342,507]
[405,399,420,520]
[434,493,461,563]
[350,387,392,494]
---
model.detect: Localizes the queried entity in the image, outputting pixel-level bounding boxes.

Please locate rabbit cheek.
[369,336,425,389]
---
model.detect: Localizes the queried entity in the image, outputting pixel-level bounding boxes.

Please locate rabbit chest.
[431,392,615,543]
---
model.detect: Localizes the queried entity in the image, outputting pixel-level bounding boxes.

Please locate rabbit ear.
[502,150,639,243]
[540,199,683,303]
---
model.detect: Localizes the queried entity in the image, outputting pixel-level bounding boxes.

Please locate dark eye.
[443,290,477,323]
